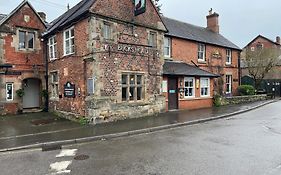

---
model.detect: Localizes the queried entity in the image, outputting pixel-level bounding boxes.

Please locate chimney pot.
[276,36,280,45]
[38,12,46,22]
[206,10,219,33]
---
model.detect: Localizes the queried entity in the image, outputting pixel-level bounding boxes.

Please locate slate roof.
[162,17,241,51]
[163,61,219,77]
[44,0,96,36]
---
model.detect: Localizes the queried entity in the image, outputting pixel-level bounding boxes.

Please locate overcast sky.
[1,0,280,48]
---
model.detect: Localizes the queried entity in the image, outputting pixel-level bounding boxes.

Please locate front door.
[23,79,40,109]
[168,77,178,110]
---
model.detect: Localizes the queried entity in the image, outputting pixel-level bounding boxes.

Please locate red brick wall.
[0,3,46,114]
[91,0,164,30]
[170,37,240,95]
[4,3,45,72]
[48,19,89,116]
[163,76,214,111]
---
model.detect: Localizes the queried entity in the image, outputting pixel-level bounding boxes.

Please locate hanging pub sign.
[134,0,146,16]
[64,82,75,98]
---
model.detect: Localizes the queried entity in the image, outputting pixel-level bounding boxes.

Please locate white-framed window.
[226,75,232,94]
[48,36,57,60]
[50,72,59,98]
[184,77,195,98]
[6,83,13,101]
[103,23,112,40]
[148,31,157,47]
[122,73,144,101]
[200,78,210,97]
[63,27,75,55]
[164,37,171,57]
[226,49,232,65]
[19,30,35,50]
[198,43,206,61]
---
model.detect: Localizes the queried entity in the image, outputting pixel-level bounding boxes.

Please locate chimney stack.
[206,9,219,33]
[276,36,280,45]
[38,12,46,22]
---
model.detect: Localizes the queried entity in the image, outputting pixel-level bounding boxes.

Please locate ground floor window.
[200,78,210,97]
[50,72,59,98]
[87,77,95,95]
[226,75,232,94]
[122,73,144,101]
[184,77,195,98]
[6,83,13,101]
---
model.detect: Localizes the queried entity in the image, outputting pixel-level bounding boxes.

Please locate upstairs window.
[198,43,206,62]
[148,32,157,47]
[19,30,35,50]
[48,36,57,60]
[226,49,232,65]
[103,23,112,40]
[164,37,171,57]
[63,27,75,55]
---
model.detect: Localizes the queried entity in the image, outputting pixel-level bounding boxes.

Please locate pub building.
[44,0,168,122]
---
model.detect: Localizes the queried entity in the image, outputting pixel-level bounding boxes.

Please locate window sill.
[50,58,58,61]
[225,63,232,66]
[180,96,212,101]
[197,60,207,64]
[63,53,75,57]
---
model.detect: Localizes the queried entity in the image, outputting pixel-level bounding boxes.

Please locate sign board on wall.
[134,0,146,16]
[64,82,75,98]
[162,80,167,93]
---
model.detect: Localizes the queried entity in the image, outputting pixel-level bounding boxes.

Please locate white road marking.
[49,161,72,174]
[56,149,77,158]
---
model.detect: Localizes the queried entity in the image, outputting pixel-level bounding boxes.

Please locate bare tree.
[243,47,281,89]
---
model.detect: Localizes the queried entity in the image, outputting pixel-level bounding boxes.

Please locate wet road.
[1,101,281,175]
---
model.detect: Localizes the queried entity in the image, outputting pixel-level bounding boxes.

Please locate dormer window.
[19,30,35,50]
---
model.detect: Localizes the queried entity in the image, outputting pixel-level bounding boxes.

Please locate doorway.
[168,77,178,110]
[23,78,41,109]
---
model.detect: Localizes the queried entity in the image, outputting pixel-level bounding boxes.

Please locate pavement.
[0,99,277,152]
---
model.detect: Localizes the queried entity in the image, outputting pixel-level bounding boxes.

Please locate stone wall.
[221,95,269,106]
[86,95,165,124]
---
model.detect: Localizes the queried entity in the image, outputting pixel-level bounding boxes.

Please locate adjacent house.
[161,10,241,110]
[43,0,167,121]
[0,1,46,115]
[241,35,281,96]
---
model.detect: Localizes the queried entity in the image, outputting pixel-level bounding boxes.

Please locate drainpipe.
[238,51,241,86]
[44,38,49,112]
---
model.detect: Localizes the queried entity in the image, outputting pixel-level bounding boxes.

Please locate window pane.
[28,32,34,49]
[65,31,69,39]
[130,75,135,85]
[122,75,127,85]
[129,87,135,101]
[137,75,142,85]
[19,31,25,49]
[137,87,142,100]
[122,87,127,101]
[87,79,94,95]
[70,29,74,37]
